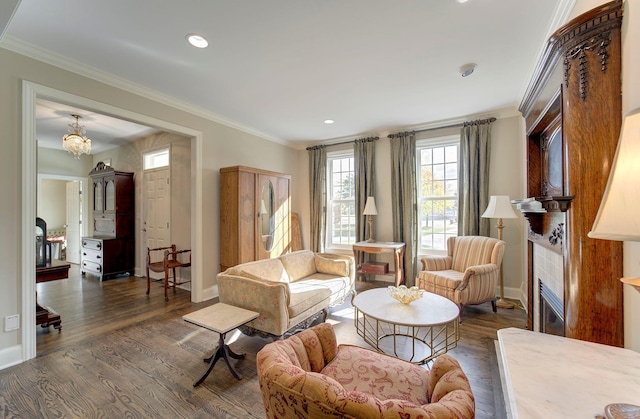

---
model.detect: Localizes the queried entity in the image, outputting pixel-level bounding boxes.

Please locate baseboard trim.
[0,344,24,371]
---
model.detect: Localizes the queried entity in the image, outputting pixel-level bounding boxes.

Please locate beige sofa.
[217,250,355,338]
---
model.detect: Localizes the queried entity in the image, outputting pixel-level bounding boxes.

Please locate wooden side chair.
[146,244,192,300]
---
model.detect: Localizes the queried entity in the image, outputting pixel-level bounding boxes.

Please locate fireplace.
[540,281,564,336]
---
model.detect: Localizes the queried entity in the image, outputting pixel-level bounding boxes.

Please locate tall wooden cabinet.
[519,1,623,346]
[81,163,135,280]
[219,166,291,272]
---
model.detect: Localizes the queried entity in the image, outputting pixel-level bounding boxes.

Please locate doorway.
[22,81,204,362]
[37,175,89,265]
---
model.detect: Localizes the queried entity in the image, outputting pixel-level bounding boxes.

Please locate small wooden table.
[183,303,259,386]
[353,241,406,286]
[35,259,70,331]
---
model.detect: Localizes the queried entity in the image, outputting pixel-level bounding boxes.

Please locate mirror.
[261,180,275,252]
[543,124,563,196]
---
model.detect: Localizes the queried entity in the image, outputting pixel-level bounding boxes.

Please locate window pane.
[326,155,356,248]
[417,139,459,252]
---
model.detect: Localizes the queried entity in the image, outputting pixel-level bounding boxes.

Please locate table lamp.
[363,196,378,243]
[482,195,518,309]
[587,108,640,419]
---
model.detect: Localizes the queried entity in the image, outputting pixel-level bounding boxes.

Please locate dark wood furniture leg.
[193,332,245,386]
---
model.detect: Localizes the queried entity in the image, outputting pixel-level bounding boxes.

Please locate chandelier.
[63,114,91,158]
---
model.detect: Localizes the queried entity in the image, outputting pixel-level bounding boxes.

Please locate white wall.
[38,179,66,228]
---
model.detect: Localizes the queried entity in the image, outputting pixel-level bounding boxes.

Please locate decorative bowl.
[388,285,424,305]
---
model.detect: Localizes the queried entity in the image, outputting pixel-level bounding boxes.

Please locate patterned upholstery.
[257,323,475,419]
[218,251,355,337]
[417,236,505,315]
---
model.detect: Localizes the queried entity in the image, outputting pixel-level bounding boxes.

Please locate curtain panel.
[308,146,327,252]
[354,138,376,243]
[458,120,492,237]
[390,132,418,286]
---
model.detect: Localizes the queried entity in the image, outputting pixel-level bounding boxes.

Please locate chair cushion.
[451,236,498,272]
[321,344,431,405]
[314,254,349,277]
[227,258,290,283]
[420,270,465,290]
[288,281,331,318]
[280,250,317,282]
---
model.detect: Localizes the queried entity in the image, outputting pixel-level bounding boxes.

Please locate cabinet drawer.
[82,248,102,263]
[82,260,102,274]
[82,238,103,251]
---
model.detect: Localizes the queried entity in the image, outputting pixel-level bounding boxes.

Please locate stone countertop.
[497,327,640,419]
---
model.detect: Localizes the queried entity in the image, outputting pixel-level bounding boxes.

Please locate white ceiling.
[2,0,571,149]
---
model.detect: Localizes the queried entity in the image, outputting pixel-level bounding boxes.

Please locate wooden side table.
[36,259,70,331]
[352,241,405,286]
[183,303,259,386]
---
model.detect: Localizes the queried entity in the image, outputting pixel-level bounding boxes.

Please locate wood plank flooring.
[1,264,527,418]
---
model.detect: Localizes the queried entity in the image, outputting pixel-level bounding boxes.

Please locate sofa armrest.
[217,273,290,334]
[316,253,355,280]
[420,255,452,271]
[459,263,498,290]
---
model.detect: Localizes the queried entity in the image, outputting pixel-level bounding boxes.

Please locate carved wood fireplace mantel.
[519,0,624,347]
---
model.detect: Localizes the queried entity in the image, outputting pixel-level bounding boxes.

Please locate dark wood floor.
[0,264,527,418]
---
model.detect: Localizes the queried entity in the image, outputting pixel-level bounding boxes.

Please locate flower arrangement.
[388,285,424,305]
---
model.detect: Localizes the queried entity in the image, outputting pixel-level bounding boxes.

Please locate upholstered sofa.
[217,250,355,338]
[257,322,475,418]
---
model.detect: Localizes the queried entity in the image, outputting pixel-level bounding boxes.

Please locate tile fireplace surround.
[532,244,563,333]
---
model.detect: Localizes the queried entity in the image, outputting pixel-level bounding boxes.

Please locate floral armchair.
[417,235,505,315]
[256,322,475,418]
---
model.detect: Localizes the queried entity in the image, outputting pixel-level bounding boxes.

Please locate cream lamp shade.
[363,197,378,216]
[481,195,517,309]
[363,196,378,242]
[588,108,640,242]
[481,195,518,219]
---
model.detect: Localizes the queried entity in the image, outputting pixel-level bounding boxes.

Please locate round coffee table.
[352,288,460,364]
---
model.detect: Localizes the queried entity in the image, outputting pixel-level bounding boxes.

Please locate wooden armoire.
[519,0,623,346]
[81,162,135,281]
[219,166,291,272]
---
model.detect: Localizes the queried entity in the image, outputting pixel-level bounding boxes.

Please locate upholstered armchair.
[417,235,505,315]
[256,322,475,418]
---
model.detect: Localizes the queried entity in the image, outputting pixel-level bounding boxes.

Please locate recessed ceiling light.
[457,0,470,3]
[324,119,335,124]
[458,63,477,77]
[186,33,208,48]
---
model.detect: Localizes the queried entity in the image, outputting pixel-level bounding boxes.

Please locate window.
[143,148,170,170]
[417,136,459,253]
[326,153,356,249]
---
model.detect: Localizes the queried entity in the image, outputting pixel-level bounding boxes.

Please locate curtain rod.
[387,117,496,139]
[306,136,379,151]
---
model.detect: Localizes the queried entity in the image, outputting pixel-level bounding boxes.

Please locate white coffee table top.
[183,303,259,335]
[352,288,459,327]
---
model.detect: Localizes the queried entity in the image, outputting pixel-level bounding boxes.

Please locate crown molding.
[1,36,296,148]
[518,0,576,103]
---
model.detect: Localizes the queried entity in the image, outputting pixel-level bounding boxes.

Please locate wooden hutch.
[81,162,135,280]
[519,1,623,346]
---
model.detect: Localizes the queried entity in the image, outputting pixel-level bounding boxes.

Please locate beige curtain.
[390,132,418,286]
[308,146,327,252]
[354,138,377,243]
[458,120,492,237]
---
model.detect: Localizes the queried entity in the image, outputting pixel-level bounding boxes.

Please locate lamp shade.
[588,108,640,241]
[482,195,517,219]
[363,196,378,215]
